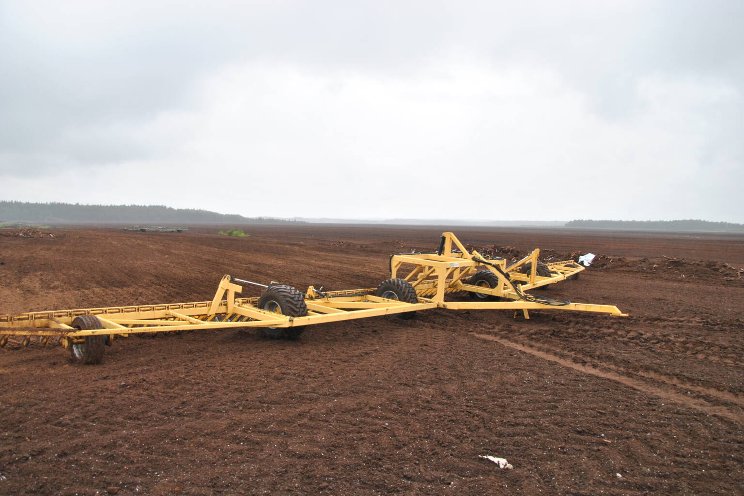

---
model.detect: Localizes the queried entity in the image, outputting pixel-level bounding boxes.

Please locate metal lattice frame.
[0,232,626,354]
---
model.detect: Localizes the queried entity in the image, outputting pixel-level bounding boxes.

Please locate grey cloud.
[0,1,741,220]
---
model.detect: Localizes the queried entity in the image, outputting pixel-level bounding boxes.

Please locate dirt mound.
[469,243,744,285]
[0,228,60,239]
[469,244,582,263]
[591,254,744,284]
[468,244,526,260]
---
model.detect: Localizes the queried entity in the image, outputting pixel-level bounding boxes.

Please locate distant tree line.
[566,219,744,233]
[0,201,304,225]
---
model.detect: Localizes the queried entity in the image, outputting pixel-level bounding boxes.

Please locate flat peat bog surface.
[1,226,742,494]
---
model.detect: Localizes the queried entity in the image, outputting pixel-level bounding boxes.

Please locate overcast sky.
[1,1,742,222]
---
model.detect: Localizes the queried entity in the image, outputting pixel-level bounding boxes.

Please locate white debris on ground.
[479,455,513,469]
[578,253,596,266]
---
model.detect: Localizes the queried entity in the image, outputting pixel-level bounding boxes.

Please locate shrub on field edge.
[218,228,248,237]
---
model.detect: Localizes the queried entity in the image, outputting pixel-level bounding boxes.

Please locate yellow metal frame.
[0,232,625,352]
[391,232,621,315]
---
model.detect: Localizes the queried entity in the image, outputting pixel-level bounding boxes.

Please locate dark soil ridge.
[471,244,744,285]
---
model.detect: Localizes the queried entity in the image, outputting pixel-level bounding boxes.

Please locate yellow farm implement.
[0,232,625,364]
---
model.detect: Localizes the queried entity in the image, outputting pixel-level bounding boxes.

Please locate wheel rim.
[72,343,84,360]
[263,300,282,330]
[381,290,399,300]
[264,300,281,314]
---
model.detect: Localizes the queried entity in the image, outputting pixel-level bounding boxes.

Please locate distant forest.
[566,219,744,233]
[0,201,302,225]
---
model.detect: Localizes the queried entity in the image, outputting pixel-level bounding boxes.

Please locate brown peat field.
[1,225,743,495]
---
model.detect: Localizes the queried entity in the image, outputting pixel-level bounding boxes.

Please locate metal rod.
[233,278,269,288]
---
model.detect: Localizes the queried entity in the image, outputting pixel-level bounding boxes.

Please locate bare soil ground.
[1,225,743,495]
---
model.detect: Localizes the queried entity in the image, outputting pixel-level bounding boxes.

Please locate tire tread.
[257,284,308,339]
[466,270,500,300]
[70,315,106,365]
[374,278,418,319]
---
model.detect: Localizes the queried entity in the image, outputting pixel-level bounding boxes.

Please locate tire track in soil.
[471,333,744,424]
[539,314,744,366]
[480,327,744,407]
[559,342,741,407]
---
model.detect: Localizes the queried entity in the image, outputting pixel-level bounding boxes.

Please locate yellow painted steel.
[0,232,625,353]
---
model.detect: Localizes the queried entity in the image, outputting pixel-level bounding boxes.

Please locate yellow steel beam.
[0,304,224,331]
[458,283,507,297]
[232,304,290,321]
[393,255,477,268]
[68,318,290,336]
[167,310,206,324]
[442,231,471,255]
[303,295,369,303]
[208,275,243,315]
[440,301,626,316]
[400,264,424,282]
[407,266,436,287]
[69,300,438,335]
[305,302,347,314]
[318,301,409,309]
[50,319,75,330]
[366,295,412,305]
[287,302,437,326]
[95,317,127,330]
[108,319,187,326]
[0,329,67,336]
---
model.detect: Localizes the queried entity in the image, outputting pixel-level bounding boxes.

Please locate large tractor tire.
[521,261,553,290]
[374,278,418,319]
[466,270,500,301]
[69,315,106,365]
[258,284,308,340]
[521,261,553,278]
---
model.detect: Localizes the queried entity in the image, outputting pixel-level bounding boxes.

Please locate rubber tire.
[521,261,553,278]
[70,315,106,365]
[374,278,418,319]
[258,284,308,340]
[521,261,553,290]
[466,270,500,301]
